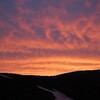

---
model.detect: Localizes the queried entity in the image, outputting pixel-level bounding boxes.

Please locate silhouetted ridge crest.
[0,70,100,100]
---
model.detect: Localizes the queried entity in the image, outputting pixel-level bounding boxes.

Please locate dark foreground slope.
[0,70,100,100]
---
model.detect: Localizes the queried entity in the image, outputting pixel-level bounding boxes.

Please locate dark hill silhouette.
[0,70,100,100]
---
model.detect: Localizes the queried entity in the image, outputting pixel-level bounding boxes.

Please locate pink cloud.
[0,0,100,59]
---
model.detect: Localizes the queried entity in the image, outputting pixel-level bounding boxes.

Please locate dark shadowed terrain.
[0,70,100,100]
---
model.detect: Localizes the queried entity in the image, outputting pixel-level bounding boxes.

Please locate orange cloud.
[0,56,100,75]
[1,0,100,51]
[0,0,100,75]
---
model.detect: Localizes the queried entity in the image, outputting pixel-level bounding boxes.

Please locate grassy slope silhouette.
[0,70,100,100]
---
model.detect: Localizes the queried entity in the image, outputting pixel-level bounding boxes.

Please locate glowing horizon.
[0,0,100,76]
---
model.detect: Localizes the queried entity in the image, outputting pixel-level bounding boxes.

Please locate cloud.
[0,0,100,75]
[0,55,100,75]
[0,48,100,61]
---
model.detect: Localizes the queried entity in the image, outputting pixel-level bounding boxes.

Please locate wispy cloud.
[0,0,100,75]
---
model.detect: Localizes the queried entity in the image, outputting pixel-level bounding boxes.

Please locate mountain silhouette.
[0,70,100,100]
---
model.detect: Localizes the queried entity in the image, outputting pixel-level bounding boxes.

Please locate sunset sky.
[0,0,100,76]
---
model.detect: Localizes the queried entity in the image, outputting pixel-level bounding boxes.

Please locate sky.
[0,0,100,76]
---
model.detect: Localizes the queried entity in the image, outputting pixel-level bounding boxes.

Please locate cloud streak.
[0,0,100,75]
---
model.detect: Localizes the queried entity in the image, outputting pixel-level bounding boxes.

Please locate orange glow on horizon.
[0,56,100,76]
